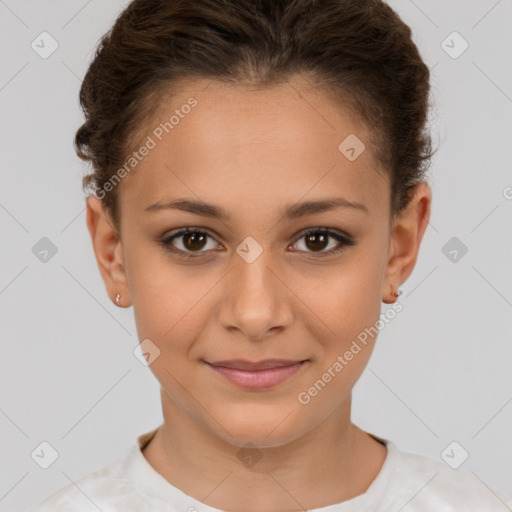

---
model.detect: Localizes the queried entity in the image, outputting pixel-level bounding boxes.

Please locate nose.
[218,248,294,341]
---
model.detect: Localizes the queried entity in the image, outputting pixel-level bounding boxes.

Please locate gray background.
[1,0,511,510]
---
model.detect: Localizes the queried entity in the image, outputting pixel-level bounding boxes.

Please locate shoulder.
[385,443,511,511]
[27,454,135,512]
[28,428,162,512]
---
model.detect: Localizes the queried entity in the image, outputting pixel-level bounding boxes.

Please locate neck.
[142,388,387,511]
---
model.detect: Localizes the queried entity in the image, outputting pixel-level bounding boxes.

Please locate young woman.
[30,0,510,510]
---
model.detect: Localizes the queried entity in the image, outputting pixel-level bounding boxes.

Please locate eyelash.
[160,227,356,260]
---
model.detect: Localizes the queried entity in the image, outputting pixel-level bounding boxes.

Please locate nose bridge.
[235,245,277,298]
[219,242,292,339]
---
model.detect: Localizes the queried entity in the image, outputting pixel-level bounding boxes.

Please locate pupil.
[306,233,328,251]
[184,232,207,251]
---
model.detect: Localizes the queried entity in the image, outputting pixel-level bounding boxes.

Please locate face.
[87,75,431,448]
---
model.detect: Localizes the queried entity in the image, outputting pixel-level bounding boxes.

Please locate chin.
[206,406,309,449]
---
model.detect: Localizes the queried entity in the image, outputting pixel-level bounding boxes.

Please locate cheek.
[131,274,209,346]
[299,252,385,344]
[124,243,208,344]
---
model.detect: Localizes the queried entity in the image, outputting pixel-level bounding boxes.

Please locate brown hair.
[75,0,435,232]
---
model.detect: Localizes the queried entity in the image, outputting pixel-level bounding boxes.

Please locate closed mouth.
[205,359,307,370]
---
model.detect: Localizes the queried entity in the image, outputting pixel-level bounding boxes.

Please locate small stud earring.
[115,293,121,307]
[392,288,403,299]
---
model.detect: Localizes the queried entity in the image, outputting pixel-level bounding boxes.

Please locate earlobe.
[381,182,432,304]
[86,195,132,307]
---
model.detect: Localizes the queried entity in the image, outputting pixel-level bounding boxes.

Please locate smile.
[204,359,308,389]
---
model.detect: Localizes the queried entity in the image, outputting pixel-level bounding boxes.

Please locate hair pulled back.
[75,0,434,231]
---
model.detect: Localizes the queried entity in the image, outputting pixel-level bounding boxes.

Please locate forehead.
[118,76,389,222]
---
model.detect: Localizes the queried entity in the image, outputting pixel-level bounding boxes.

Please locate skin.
[86,74,431,511]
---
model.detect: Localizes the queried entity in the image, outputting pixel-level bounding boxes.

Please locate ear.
[382,182,432,304]
[86,195,131,307]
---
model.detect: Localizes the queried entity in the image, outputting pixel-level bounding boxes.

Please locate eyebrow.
[144,196,369,220]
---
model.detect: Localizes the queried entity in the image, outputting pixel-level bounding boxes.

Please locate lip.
[204,359,308,389]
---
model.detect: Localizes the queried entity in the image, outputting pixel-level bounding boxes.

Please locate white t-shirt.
[29,427,511,512]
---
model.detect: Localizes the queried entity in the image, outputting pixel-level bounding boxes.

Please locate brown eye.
[182,231,208,251]
[162,228,220,256]
[304,232,330,252]
[291,228,356,257]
